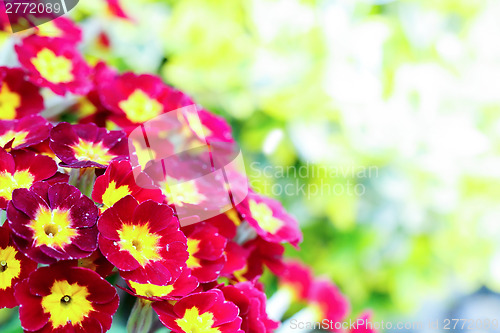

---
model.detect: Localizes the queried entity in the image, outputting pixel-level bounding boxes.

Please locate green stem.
[127,298,153,333]
[69,168,96,198]
[0,210,6,226]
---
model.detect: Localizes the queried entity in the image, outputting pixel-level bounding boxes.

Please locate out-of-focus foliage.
[24,0,500,321]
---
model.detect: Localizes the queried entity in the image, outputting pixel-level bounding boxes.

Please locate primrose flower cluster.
[0,8,374,333]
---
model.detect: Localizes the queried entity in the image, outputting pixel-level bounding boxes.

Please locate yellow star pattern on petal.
[176,307,220,333]
[41,280,93,328]
[0,170,34,201]
[129,281,174,298]
[29,206,77,248]
[72,139,115,165]
[118,223,161,266]
[101,181,131,212]
[0,246,21,290]
[31,48,74,84]
[0,83,21,120]
[118,89,163,123]
[249,199,283,234]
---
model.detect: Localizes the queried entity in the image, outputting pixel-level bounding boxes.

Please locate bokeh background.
[4,0,500,331]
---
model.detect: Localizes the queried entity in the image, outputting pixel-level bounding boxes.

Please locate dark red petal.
[132,200,174,232]
[0,284,17,308]
[0,147,15,173]
[173,290,218,317]
[11,233,56,264]
[67,267,118,304]
[47,183,99,228]
[90,294,119,331]
[6,201,34,241]
[10,187,49,220]
[15,279,50,331]
[71,226,98,252]
[97,195,138,240]
[98,234,140,271]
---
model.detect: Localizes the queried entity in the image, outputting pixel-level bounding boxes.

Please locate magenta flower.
[49,122,128,168]
[7,182,99,264]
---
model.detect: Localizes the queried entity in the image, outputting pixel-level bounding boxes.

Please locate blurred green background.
[4,0,500,328]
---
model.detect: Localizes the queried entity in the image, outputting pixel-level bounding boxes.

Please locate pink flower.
[15,35,91,95]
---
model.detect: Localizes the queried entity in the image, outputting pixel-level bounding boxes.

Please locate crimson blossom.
[49,122,128,168]
[7,182,99,264]
[15,263,119,332]
[15,35,92,95]
[97,195,188,284]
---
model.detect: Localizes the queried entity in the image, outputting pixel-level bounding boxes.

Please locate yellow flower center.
[0,170,34,201]
[186,238,201,269]
[225,209,241,226]
[41,280,94,329]
[117,223,161,266]
[131,140,156,170]
[118,89,163,123]
[37,21,62,38]
[76,97,98,118]
[101,181,131,212]
[29,206,77,248]
[249,200,283,233]
[176,307,220,333]
[233,264,248,282]
[0,246,21,290]
[72,139,115,165]
[184,111,212,139]
[31,48,74,84]
[129,281,174,298]
[0,130,29,149]
[0,83,21,120]
[164,181,205,207]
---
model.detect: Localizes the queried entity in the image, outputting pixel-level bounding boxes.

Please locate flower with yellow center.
[41,280,94,329]
[249,200,283,234]
[72,138,116,165]
[0,170,34,201]
[31,48,74,84]
[16,265,118,332]
[29,206,77,248]
[117,223,162,267]
[99,196,188,285]
[0,246,21,290]
[118,89,163,123]
[176,307,220,333]
[0,84,21,120]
